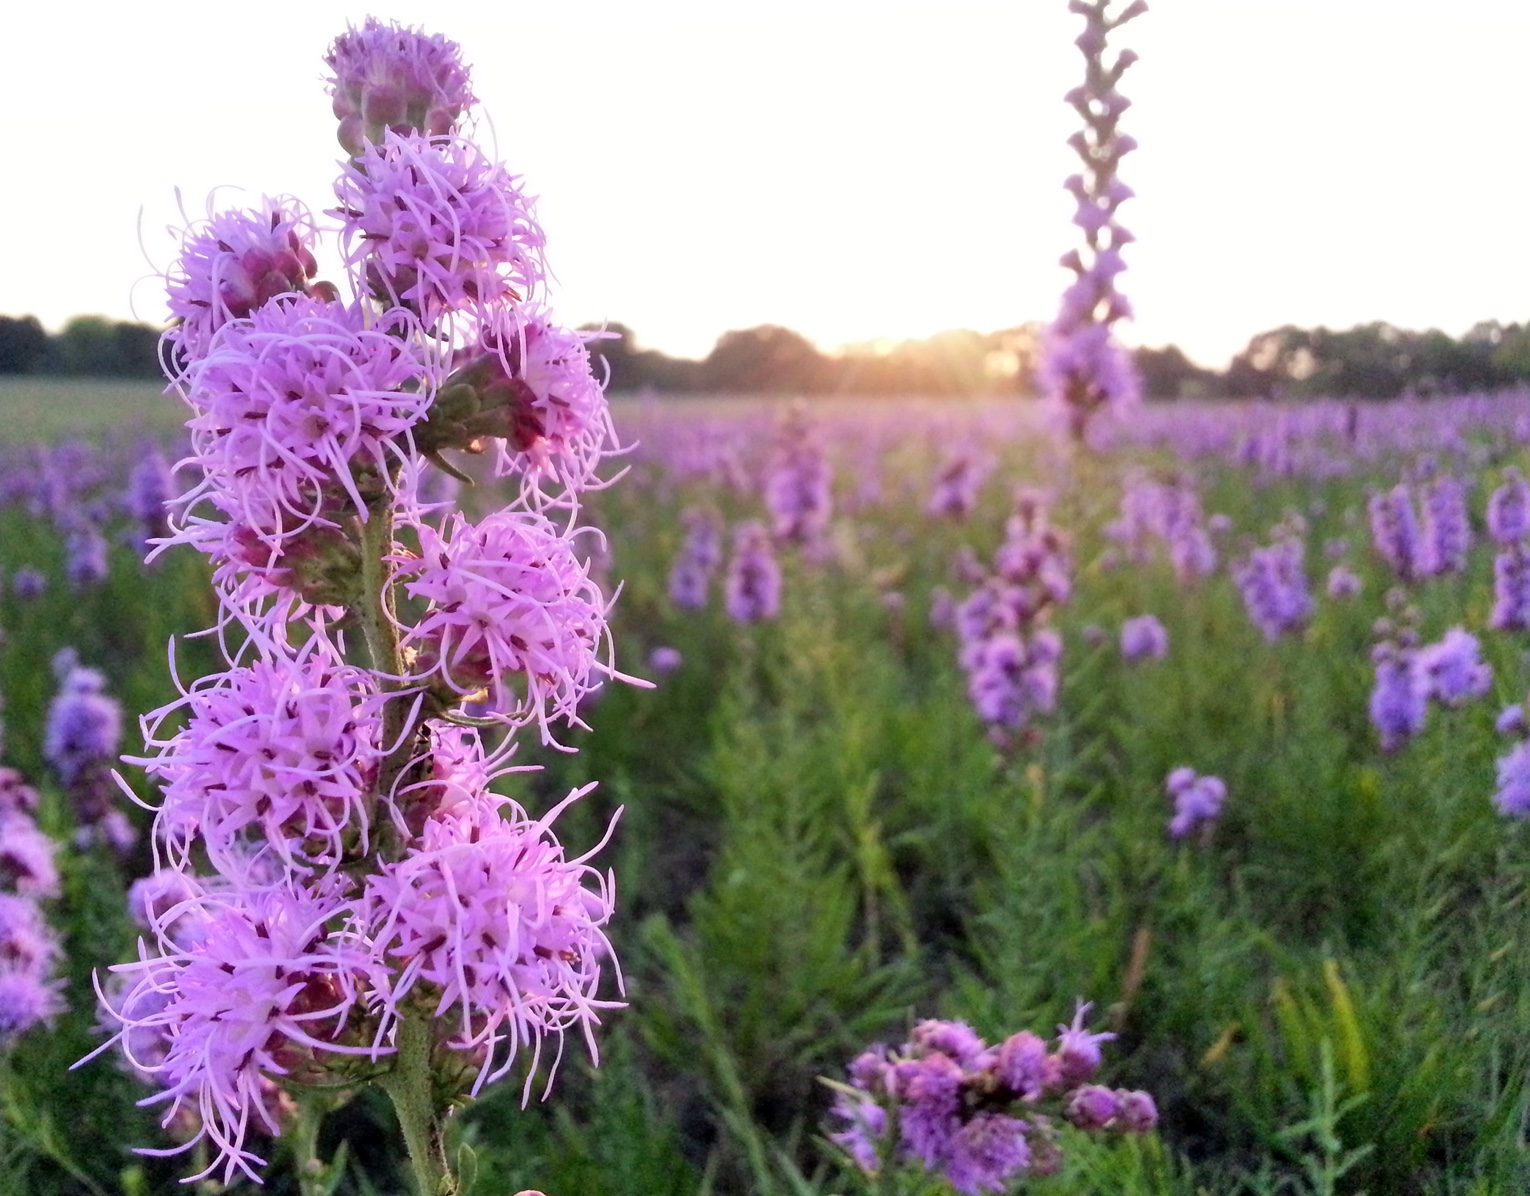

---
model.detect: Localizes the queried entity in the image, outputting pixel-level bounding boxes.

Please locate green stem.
[289,1093,330,1196]
[355,491,427,856]
[378,1013,454,1196]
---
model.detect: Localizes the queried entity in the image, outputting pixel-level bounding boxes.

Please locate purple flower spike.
[1037,0,1145,443]
[724,520,782,623]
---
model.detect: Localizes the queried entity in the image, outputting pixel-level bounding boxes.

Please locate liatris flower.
[927,447,991,521]
[91,20,631,1189]
[1120,614,1167,661]
[1486,468,1530,546]
[1415,627,1492,707]
[363,783,618,1094]
[125,443,178,555]
[1489,542,1530,631]
[1037,0,1146,442]
[1367,483,1422,584]
[724,520,782,623]
[89,881,383,1185]
[1369,601,1426,753]
[336,130,544,326]
[1231,516,1313,641]
[648,646,683,675]
[176,296,429,550]
[827,1008,1153,1195]
[668,507,723,610]
[63,516,110,590]
[1326,563,1362,599]
[965,629,1063,733]
[45,651,131,852]
[0,769,64,1041]
[1165,766,1226,839]
[9,566,46,602]
[326,17,477,156]
[135,646,383,876]
[398,509,614,739]
[763,406,832,546]
[165,199,325,365]
[1418,475,1471,577]
[1493,741,1530,817]
[44,652,123,791]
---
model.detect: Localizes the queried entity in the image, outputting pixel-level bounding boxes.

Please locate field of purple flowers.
[3,385,1529,1195]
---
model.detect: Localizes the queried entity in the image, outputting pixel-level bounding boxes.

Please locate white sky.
[4,1,1526,368]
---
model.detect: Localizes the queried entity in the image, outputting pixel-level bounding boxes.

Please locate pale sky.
[4,1,1526,368]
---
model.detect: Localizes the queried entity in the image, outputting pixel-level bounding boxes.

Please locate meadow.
[2,379,1529,1196]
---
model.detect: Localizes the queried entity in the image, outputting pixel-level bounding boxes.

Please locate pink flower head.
[1053,1002,1115,1088]
[995,1030,1050,1099]
[91,882,381,1185]
[179,296,428,546]
[336,131,544,325]
[0,892,61,972]
[166,199,323,365]
[327,18,476,156]
[0,814,60,898]
[909,1018,989,1069]
[136,645,384,875]
[444,311,617,496]
[363,784,620,1096]
[944,1112,1031,1196]
[724,520,782,623]
[0,965,66,1044]
[398,510,613,740]
[0,768,40,819]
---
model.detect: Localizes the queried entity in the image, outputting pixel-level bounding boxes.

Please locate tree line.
[0,315,164,379]
[5,311,1529,400]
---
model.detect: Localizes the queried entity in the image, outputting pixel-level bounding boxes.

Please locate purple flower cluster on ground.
[828,1009,1155,1194]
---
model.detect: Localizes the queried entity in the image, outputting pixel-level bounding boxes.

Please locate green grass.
[0,379,183,444]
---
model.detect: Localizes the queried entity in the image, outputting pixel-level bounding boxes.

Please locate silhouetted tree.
[701,325,829,393]
[0,315,48,374]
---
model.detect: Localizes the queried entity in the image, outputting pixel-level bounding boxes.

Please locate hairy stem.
[379,1013,454,1196]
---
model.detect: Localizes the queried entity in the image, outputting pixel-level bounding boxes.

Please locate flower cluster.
[668,506,724,610]
[1037,0,1147,442]
[827,1009,1155,1195]
[1488,469,1530,631]
[928,446,993,522]
[1231,514,1313,641]
[0,766,64,1044]
[724,520,783,623]
[1164,767,1226,840]
[44,649,130,853]
[763,405,832,546]
[1365,590,1489,754]
[1120,614,1168,662]
[1492,699,1530,818]
[1103,472,1217,582]
[90,21,628,1188]
[954,491,1072,743]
